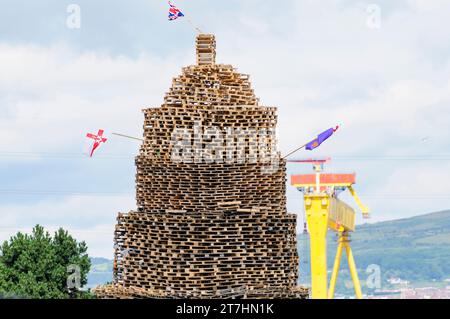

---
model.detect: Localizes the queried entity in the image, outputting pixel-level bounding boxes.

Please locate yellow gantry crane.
[290,158,370,299]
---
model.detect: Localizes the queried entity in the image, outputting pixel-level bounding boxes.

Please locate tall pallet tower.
[94,35,307,299]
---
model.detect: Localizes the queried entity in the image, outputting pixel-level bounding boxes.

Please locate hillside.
[351,210,450,281]
[87,210,450,293]
[298,210,450,294]
[86,258,113,289]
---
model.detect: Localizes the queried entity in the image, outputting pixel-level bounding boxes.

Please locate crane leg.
[305,196,329,299]
[344,237,363,299]
[348,185,370,218]
[328,235,344,299]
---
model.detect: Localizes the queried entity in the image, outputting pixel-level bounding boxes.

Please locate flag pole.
[283,125,339,159]
[186,18,202,33]
[282,143,308,159]
[112,133,144,142]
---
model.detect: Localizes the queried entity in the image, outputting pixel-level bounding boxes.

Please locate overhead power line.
[0,189,133,196]
[1,151,450,161]
[1,189,450,199]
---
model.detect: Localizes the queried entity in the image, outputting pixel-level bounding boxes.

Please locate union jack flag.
[168,1,184,21]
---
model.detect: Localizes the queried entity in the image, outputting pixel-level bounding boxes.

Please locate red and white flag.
[86,129,107,157]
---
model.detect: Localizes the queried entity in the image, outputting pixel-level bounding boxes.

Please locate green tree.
[0,225,92,299]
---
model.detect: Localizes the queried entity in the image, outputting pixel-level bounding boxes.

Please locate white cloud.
[0,43,191,154]
[0,195,135,258]
[1,0,450,257]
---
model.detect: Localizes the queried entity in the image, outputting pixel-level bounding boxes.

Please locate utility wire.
[1,189,450,199]
[1,151,450,160]
[0,189,133,196]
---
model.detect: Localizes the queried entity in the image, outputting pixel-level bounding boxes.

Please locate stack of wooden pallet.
[196,34,216,65]
[94,34,307,299]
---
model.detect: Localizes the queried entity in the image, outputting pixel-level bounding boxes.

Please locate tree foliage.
[0,225,91,299]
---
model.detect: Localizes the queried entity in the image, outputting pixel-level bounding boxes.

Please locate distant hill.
[86,257,113,289]
[87,210,450,293]
[298,210,450,294]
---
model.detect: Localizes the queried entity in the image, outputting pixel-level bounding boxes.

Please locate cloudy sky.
[1,0,449,257]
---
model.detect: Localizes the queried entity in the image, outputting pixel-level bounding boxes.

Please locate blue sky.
[1,0,450,257]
